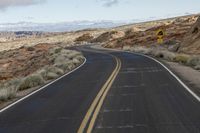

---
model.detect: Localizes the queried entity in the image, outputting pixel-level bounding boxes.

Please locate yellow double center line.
[77,55,121,133]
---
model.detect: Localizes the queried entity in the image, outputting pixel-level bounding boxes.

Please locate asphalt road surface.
[0,46,200,133]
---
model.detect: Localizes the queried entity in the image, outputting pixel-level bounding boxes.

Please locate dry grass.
[0,45,84,102]
[130,46,152,55]
[151,49,176,61]
[0,87,17,101]
[187,56,200,66]
[0,79,21,101]
[18,74,45,91]
[36,48,84,81]
[45,72,59,80]
[173,54,190,64]
[17,47,84,91]
[47,66,64,75]
[121,46,195,67]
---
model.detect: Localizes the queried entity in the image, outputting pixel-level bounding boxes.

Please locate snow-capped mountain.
[0,21,128,32]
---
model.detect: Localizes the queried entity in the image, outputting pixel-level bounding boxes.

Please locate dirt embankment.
[86,15,198,52]
[0,42,85,102]
[0,43,54,81]
[0,29,105,52]
[179,16,200,54]
[103,15,198,49]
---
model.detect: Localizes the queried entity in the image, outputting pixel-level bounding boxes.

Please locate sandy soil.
[165,61,200,95]
[0,30,105,52]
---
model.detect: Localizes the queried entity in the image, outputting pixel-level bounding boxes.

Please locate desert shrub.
[125,29,134,36]
[47,66,64,75]
[4,78,21,88]
[122,46,131,51]
[130,46,152,55]
[153,50,164,58]
[187,56,200,66]
[76,55,85,62]
[37,66,64,80]
[67,51,82,59]
[65,61,76,70]
[54,57,83,71]
[122,46,176,62]
[0,78,21,101]
[46,72,58,80]
[37,67,58,80]
[26,46,35,51]
[173,54,190,64]
[66,61,76,70]
[53,49,82,62]
[194,65,200,70]
[54,62,69,71]
[72,58,81,65]
[60,49,71,55]
[136,48,176,61]
[154,50,175,61]
[0,46,85,102]
[0,87,17,101]
[54,48,62,54]
[19,74,45,90]
[38,48,84,80]
[49,47,62,55]
[54,55,69,65]
[163,51,176,61]
[36,68,48,79]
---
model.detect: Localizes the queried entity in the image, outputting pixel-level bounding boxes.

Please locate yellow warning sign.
[156,29,165,44]
[156,29,165,38]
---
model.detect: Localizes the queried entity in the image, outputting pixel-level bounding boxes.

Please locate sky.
[0,0,200,23]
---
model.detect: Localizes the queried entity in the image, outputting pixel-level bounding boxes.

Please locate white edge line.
[0,57,87,113]
[141,54,200,102]
[94,46,200,102]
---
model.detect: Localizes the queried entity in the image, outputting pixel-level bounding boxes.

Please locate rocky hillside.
[0,43,54,81]
[0,29,105,52]
[179,16,200,54]
[99,15,198,50]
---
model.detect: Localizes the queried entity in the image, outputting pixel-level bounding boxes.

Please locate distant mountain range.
[0,21,130,32]
[0,13,196,32]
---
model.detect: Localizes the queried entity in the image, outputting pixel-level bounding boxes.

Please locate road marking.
[87,57,121,133]
[102,108,133,113]
[141,54,200,102]
[93,45,200,102]
[77,56,121,133]
[0,58,87,113]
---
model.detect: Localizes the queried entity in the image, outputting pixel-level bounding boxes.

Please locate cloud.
[0,0,46,10]
[99,0,119,7]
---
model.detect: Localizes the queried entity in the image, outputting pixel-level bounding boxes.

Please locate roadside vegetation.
[122,45,200,70]
[0,46,84,101]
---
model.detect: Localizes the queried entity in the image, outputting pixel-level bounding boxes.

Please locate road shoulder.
[0,57,86,112]
[162,60,200,97]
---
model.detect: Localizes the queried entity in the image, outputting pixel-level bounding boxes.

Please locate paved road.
[0,46,200,133]
[92,51,200,133]
[0,46,116,133]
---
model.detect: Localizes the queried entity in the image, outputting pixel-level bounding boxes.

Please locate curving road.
[0,46,200,133]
